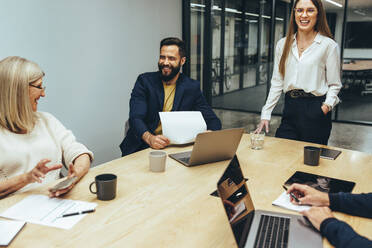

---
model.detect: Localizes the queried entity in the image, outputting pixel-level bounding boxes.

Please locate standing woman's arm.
[256,40,285,133]
[324,43,342,109]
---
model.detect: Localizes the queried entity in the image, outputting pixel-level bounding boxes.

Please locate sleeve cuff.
[320,217,338,235]
[68,150,94,166]
[324,96,340,109]
[329,193,341,211]
[261,112,272,121]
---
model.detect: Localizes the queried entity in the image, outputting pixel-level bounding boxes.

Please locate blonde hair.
[0,56,45,133]
[279,0,333,78]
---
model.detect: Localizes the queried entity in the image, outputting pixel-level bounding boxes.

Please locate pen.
[60,209,95,218]
[282,185,300,203]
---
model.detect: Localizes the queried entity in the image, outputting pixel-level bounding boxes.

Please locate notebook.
[272,171,356,212]
[0,219,26,246]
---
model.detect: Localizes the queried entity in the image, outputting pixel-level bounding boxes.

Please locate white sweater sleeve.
[40,112,94,167]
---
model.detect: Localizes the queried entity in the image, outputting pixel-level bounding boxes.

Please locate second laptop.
[169,128,244,166]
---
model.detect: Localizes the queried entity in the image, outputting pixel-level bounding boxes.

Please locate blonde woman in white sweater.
[0,56,93,198]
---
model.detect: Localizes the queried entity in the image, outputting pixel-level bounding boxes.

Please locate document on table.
[0,195,97,230]
[0,219,26,246]
[159,111,207,144]
[272,192,311,212]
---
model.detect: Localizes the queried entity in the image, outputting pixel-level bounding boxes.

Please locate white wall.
[0,0,182,166]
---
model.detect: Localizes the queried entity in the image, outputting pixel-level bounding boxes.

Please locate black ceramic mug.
[89,173,117,200]
[304,146,321,166]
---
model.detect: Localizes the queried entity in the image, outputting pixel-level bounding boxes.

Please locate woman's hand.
[321,104,329,115]
[49,154,91,197]
[255,120,269,134]
[27,159,62,184]
[0,159,62,198]
[49,163,76,197]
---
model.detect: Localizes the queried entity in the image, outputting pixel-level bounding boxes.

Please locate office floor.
[214,109,372,154]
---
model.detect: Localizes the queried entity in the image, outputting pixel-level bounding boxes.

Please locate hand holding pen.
[282,185,300,203]
[285,183,330,206]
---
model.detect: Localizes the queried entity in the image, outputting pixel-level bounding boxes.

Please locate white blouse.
[0,112,93,192]
[261,33,342,120]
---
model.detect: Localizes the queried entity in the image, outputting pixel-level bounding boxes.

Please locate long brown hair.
[279,0,333,78]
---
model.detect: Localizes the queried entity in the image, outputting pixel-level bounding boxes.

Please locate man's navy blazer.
[120,71,222,156]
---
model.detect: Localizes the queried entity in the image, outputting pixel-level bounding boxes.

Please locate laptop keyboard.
[179,157,190,164]
[253,215,290,248]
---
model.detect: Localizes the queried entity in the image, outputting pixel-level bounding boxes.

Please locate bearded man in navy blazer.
[120,37,221,156]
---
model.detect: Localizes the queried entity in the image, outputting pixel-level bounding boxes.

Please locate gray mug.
[89,173,117,200]
[304,146,321,166]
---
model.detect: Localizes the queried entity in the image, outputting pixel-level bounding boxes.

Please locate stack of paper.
[272,192,311,212]
[0,195,97,230]
[159,111,206,144]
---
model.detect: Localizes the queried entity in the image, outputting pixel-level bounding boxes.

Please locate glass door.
[338,0,372,123]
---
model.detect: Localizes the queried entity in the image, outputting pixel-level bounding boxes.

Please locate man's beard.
[158,63,181,82]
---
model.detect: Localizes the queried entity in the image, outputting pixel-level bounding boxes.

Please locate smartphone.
[50,177,77,193]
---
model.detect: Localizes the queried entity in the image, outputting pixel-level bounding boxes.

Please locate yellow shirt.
[154,82,176,135]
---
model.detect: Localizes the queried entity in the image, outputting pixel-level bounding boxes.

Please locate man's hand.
[287,183,330,206]
[255,120,269,134]
[27,159,62,184]
[301,207,334,231]
[142,131,170,149]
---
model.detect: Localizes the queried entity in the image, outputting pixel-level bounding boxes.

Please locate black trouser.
[275,94,332,145]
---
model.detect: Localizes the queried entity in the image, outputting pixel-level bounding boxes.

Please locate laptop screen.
[217,155,255,248]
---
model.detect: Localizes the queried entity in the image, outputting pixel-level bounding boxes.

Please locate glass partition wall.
[184,0,372,125]
[338,0,372,123]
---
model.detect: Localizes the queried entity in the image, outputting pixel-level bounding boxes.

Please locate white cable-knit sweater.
[0,112,93,192]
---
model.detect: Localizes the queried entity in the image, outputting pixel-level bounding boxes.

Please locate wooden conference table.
[1,135,372,248]
[343,60,372,72]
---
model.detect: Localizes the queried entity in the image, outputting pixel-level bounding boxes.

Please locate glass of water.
[250,131,265,150]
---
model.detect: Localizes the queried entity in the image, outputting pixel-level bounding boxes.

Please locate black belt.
[286,89,319,98]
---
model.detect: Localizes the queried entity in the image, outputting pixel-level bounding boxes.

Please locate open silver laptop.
[217,156,322,248]
[168,128,244,167]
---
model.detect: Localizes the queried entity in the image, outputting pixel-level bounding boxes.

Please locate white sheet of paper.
[272,192,311,212]
[0,219,26,246]
[0,195,97,230]
[159,111,207,144]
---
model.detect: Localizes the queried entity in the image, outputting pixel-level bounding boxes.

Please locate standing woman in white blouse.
[256,0,342,145]
[0,56,93,198]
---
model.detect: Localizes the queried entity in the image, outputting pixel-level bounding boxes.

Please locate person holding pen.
[255,0,342,145]
[287,183,372,247]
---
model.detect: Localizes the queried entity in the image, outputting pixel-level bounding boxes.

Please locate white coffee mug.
[149,151,167,172]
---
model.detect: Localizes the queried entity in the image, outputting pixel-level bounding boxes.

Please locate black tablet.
[284,171,355,193]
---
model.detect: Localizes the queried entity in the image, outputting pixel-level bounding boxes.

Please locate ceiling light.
[325,0,343,8]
